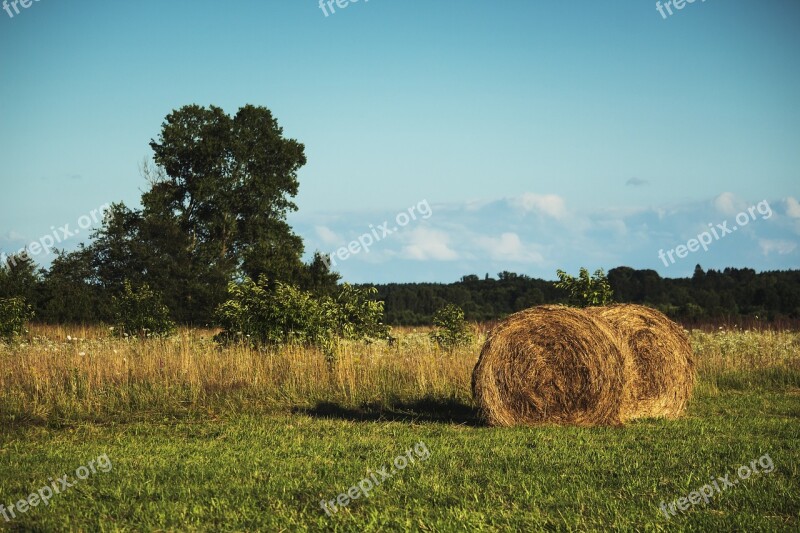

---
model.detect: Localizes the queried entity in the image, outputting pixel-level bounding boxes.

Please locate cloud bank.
[292,191,799,284]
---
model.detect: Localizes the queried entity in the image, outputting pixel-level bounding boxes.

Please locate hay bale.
[471,305,634,427]
[584,304,695,419]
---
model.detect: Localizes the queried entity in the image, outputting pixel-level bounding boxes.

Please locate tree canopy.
[6,104,339,324]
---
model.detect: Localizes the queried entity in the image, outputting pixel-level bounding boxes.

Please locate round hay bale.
[584,304,695,419]
[471,305,634,427]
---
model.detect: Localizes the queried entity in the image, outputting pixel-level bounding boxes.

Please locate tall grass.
[1,325,798,426]
[0,325,474,426]
[690,328,800,393]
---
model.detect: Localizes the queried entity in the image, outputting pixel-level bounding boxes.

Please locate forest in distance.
[370,266,800,327]
[2,245,799,328]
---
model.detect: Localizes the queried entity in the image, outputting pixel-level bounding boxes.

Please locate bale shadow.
[296,397,484,427]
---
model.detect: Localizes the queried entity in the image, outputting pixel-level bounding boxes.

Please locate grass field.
[1,326,799,531]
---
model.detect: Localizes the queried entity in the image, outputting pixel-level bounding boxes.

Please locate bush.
[555,267,613,307]
[430,303,473,349]
[214,277,389,353]
[112,280,176,338]
[0,297,34,342]
[324,284,389,341]
[215,277,326,346]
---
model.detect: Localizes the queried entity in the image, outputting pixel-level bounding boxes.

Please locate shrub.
[555,267,613,307]
[324,284,389,341]
[215,276,326,347]
[430,303,473,349]
[112,280,176,338]
[214,277,389,353]
[0,297,34,342]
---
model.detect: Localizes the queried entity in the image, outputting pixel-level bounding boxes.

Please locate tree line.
[370,266,800,327]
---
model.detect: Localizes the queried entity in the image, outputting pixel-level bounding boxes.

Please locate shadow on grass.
[296,397,484,427]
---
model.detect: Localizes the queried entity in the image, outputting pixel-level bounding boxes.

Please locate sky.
[1,0,798,283]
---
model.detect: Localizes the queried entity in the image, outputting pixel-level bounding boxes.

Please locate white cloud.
[2,230,27,241]
[314,225,341,246]
[401,227,458,261]
[292,192,800,283]
[464,198,491,212]
[476,232,544,263]
[593,219,628,236]
[759,239,797,256]
[514,193,567,219]
[713,192,741,215]
[785,197,800,219]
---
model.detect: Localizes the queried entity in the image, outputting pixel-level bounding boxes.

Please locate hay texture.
[472,305,634,427]
[584,304,695,419]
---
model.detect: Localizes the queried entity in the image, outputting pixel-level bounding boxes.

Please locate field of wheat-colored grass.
[1,324,799,426]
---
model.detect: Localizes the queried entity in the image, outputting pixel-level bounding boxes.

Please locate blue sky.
[1,0,798,283]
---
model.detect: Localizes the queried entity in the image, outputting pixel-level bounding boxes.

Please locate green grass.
[1,327,798,530]
[1,389,798,532]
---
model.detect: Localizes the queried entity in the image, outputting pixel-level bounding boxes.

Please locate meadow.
[1,326,799,531]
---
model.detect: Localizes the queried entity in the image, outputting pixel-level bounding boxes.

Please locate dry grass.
[472,306,633,427]
[690,327,800,392]
[1,322,798,427]
[0,325,474,426]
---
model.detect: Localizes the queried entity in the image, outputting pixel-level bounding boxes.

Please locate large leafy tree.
[64,104,337,324]
[138,104,317,322]
[29,104,339,324]
[147,104,308,280]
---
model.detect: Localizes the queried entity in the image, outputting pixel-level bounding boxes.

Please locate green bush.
[0,297,34,342]
[112,280,176,338]
[214,277,389,353]
[555,267,613,307]
[429,303,473,349]
[325,284,389,341]
[215,277,326,346]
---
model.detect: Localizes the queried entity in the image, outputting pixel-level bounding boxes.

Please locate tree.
[0,252,40,303]
[555,268,613,307]
[74,104,337,324]
[297,252,341,296]
[0,296,34,342]
[692,264,706,285]
[148,104,308,282]
[38,247,109,323]
[89,203,150,294]
[430,303,473,349]
[112,280,176,338]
